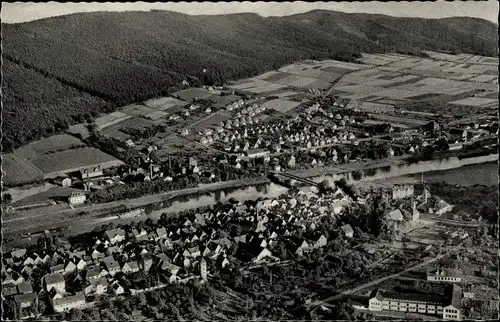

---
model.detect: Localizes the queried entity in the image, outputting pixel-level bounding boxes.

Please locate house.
[23,256,35,266]
[84,277,108,296]
[43,273,65,292]
[84,267,101,281]
[111,281,125,295]
[69,192,86,205]
[80,166,104,180]
[75,258,87,271]
[234,235,247,244]
[156,227,168,240]
[14,292,38,309]
[443,285,462,320]
[254,248,277,264]
[17,281,33,294]
[188,246,201,258]
[12,275,25,285]
[52,291,85,312]
[314,235,328,248]
[91,249,105,260]
[21,266,33,277]
[104,228,126,245]
[341,224,354,238]
[139,254,153,272]
[50,264,65,274]
[388,209,404,222]
[427,269,462,283]
[436,200,454,215]
[392,184,414,200]
[11,248,27,259]
[64,261,77,275]
[132,228,148,241]
[3,284,18,297]
[122,261,140,274]
[103,257,121,276]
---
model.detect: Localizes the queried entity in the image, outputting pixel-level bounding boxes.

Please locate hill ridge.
[2,10,497,152]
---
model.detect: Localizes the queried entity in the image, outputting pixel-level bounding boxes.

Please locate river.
[8,157,498,249]
[150,158,497,219]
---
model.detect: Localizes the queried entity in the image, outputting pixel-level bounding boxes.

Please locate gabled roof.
[11,248,27,258]
[341,224,354,234]
[85,267,100,279]
[53,291,84,306]
[388,209,404,221]
[104,228,126,240]
[17,281,33,294]
[14,292,37,304]
[123,261,139,270]
[44,273,64,285]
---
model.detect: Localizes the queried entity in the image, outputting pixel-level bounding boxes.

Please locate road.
[2,177,268,224]
[310,245,461,306]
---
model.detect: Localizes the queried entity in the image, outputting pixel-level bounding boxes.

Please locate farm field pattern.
[226,52,497,115]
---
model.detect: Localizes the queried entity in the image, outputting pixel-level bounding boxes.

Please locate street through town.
[310,244,462,307]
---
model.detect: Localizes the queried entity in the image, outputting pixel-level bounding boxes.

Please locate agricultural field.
[228,59,367,95]
[2,154,44,186]
[13,134,86,160]
[185,110,231,132]
[30,147,124,178]
[325,52,498,117]
[448,97,498,108]
[261,99,302,113]
[121,104,159,117]
[94,111,131,130]
[143,96,189,110]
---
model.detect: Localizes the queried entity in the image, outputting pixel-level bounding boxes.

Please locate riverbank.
[3,154,497,250]
[293,153,498,183]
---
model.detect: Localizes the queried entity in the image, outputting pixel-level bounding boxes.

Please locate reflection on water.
[154,157,497,217]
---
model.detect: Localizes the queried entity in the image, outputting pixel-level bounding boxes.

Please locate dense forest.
[2,10,498,151]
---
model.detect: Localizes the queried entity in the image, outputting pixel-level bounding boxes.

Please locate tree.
[68,308,84,321]
[2,193,12,205]
[369,193,391,238]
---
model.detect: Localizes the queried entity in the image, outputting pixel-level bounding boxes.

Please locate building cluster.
[2,184,360,318]
[198,102,266,146]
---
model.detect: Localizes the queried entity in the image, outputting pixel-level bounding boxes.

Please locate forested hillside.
[2,10,498,151]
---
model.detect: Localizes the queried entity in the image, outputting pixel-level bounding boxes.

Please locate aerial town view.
[1,1,498,321]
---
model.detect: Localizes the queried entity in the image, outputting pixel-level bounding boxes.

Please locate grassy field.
[173,88,213,101]
[4,183,58,203]
[101,116,156,139]
[13,134,86,160]
[121,104,158,117]
[2,154,44,186]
